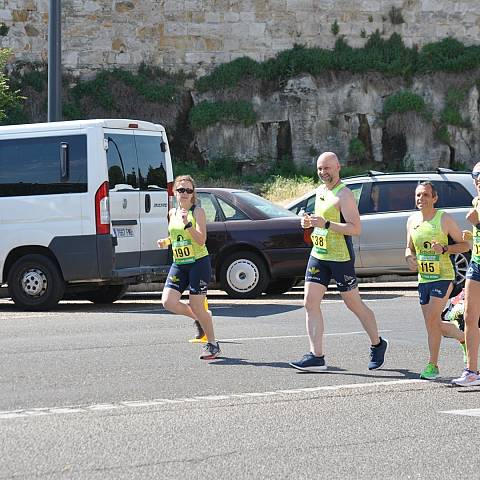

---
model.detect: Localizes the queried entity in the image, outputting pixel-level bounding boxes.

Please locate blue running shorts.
[418,280,452,305]
[466,260,480,283]
[305,255,357,292]
[164,255,211,295]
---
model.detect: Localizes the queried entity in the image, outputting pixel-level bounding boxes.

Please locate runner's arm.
[405,216,417,271]
[432,212,470,254]
[188,207,207,245]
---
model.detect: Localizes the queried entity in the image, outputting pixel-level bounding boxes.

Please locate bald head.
[473,162,480,172]
[317,152,339,168]
[317,151,341,187]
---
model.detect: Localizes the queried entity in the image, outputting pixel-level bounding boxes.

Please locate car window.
[234,191,298,218]
[348,183,363,205]
[217,197,249,221]
[364,181,417,213]
[432,181,473,208]
[297,183,362,215]
[196,193,218,222]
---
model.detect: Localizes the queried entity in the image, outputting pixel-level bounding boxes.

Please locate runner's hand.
[405,254,417,272]
[157,238,171,249]
[462,230,473,241]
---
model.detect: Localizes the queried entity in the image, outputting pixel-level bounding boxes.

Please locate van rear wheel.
[8,254,65,311]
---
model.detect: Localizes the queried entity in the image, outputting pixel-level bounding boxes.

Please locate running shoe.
[451,369,480,387]
[289,352,327,372]
[189,321,207,343]
[419,362,440,380]
[460,342,467,365]
[368,337,388,370]
[199,342,221,360]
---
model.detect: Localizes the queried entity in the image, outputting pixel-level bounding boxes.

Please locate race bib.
[311,227,328,254]
[172,238,195,264]
[417,253,440,280]
[473,235,480,263]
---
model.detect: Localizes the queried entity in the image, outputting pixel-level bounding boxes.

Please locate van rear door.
[133,131,170,268]
[105,131,141,269]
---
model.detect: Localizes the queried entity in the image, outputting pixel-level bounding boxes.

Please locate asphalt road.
[1,285,479,479]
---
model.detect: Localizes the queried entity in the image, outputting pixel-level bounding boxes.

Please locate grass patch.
[189,100,257,130]
[383,90,429,119]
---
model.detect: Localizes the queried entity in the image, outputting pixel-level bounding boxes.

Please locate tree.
[0,48,23,122]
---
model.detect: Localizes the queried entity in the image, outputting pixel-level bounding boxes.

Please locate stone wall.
[1,0,480,77]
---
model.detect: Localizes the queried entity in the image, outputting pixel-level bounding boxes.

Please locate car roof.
[285,170,475,208]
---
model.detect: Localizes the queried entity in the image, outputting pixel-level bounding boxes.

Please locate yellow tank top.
[310,183,351,262]
[168,207,208,265]
[472,224,480,264]
[411,210,454,283]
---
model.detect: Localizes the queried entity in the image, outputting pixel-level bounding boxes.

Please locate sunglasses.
[472,172,480,180]
[176,187,194,194]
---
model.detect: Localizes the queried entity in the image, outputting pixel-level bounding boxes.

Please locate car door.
[197,193,227,266]
[358,181,418,272]
[105,131,141,269]
[134,131,170,267]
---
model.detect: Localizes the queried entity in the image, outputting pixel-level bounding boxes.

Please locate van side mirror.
[60,142,69,181]
[160,141,167,153]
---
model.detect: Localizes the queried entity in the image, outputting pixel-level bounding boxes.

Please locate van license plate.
[114,227,134,238]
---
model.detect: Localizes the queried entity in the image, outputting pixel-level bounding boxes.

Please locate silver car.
[286,169,476,290]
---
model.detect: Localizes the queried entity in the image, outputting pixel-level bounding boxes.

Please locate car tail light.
[95,181,110,234]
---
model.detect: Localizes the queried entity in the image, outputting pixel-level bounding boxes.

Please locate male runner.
[405,181,469,380]
[290,152,388,372]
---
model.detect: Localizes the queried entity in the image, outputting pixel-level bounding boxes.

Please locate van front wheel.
[8,254,65,311]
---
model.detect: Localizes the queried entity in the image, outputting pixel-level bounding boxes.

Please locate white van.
[0,119,174,310]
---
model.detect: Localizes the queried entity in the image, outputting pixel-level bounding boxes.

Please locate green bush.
[0,49,25,123]
[383,90,428,117]
[418,38,480,73]
[440,88,470,127]
[194,34,480,93]
[331,20,339,36]
[195,57,261,92]
[189,100,257,130]
[349,138,367,160]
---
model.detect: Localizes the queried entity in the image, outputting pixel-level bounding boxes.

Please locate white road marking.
[0,379,426,421]
[441,408,480,417]
[219,329,391,342]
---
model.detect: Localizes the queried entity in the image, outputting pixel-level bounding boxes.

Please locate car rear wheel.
[451,251,470,297]
[220,251,270,299]
[7,254,65,310]
[265,277,296,295]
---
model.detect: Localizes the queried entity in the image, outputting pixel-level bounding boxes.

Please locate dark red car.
[196,188,310,298]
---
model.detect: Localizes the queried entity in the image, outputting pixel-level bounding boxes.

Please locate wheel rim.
[226,259,259,293]
[20,268,47,297]
[454,253,469,285]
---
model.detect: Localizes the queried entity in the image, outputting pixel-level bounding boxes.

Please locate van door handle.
[145,194,151,213]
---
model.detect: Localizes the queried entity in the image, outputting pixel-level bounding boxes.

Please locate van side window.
[0,135,87,197]
[134,135,168,190]
[106,134,139,190]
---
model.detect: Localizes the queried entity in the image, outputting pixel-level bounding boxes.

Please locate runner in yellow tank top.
[406,181,469,380]
[157,175,221,360]
[452,162,480,386]
[290,151,388,373]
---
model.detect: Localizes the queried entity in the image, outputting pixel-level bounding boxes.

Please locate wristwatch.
[184,221,193,230]
[441,245,448,254]
[324,220,331,229]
